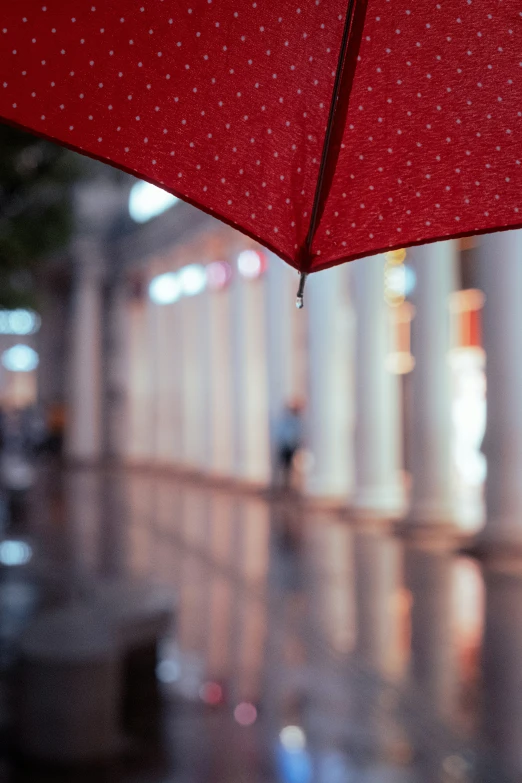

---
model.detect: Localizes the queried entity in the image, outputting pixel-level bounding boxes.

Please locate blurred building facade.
[31,174,513,538]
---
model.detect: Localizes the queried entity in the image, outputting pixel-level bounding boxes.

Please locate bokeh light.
[0,309,40,336]
[149,272,181,305]
[0,540,32,566]
[199,681,224,705]
[2,344,39,372]
[206,261,232,290]
[156,659,181,683]
[237,250,266,279]
[280,725,307,751]
[179,264,207,296]
[385,248,407,264]
[129,181,179,223]
[234,702,257,726]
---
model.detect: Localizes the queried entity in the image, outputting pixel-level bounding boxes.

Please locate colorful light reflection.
[2,345,39,372]
[207,261,232,290]
[234,702,257,726]
[129,181,179,223]
[237,250,266,279]
[199,681,224,705]
[179,264,207,296]
[149,273,181,305]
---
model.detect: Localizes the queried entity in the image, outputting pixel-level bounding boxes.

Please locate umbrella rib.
[304,0,358,265]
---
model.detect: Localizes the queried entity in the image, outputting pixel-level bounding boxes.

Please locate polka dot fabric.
[312,0,522,271]
[0,0,520,273]
[0,0,345,266]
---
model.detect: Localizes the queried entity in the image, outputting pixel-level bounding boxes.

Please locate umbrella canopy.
[0,1,520,274]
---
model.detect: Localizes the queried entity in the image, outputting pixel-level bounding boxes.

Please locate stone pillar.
[166,300,185,466]
[230,271,270,484]
[65,239,103,462]
[152,298,169,465]
[407,241,458,525]
[477,230,522,546]
[306,265,354,498]
[144,293,160,462]
[66,178,127,463]
[154,298,183,466]
[352,255,405,516]
[205,285,234,477]
[101,274,129,460]
[125,296,152,462]
[180,293,207,470]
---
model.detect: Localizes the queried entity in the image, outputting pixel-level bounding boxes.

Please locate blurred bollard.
[16,604,121,763]
[88,579,176,738]
[89,578,175,651]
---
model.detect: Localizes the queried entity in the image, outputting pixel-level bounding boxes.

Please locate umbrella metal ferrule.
[296,272,308,309]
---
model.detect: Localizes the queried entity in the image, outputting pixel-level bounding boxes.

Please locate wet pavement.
[0,464,521,782]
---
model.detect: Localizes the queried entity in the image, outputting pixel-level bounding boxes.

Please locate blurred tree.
[0,124,82,308]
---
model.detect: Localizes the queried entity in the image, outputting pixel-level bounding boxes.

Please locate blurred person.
[20,404,47,454]
[0,409,35,531]
[44,402,65,455]
[275,400,305,490]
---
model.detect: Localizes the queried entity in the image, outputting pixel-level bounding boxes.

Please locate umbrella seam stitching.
[303,0,358,269]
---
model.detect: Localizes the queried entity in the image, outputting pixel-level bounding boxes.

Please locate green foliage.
[0,123,83,308]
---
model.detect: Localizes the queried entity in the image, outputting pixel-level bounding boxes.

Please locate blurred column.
[352,255,404,516]
[153,299,170,465]
[306,265,354,498]
[205,282,234,477]
[407,241,458,525]
[154,299,183,466]
[65,238,103,462]
[143,292,160,461]
[125,295,153,462]
[180,293,207,470]
[167,301,185,465]
[477,230,522,546]
[230,269,270,484]
[102,272,129,460]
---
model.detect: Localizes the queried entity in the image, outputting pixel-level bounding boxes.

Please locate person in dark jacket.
[275,400,304,489]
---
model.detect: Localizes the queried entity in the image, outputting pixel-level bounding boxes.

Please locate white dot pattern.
[0,0,520,272]
[0,0,343,267]
[312,0,522,270]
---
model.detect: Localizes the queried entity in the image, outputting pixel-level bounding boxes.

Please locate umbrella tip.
[296,273,308,310]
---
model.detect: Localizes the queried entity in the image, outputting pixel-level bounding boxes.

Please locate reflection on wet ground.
[1,464,521,782]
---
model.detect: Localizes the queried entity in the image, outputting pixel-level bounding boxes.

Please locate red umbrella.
[0,1,520,292]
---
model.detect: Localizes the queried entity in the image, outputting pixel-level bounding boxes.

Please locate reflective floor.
[3,464,522,782]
